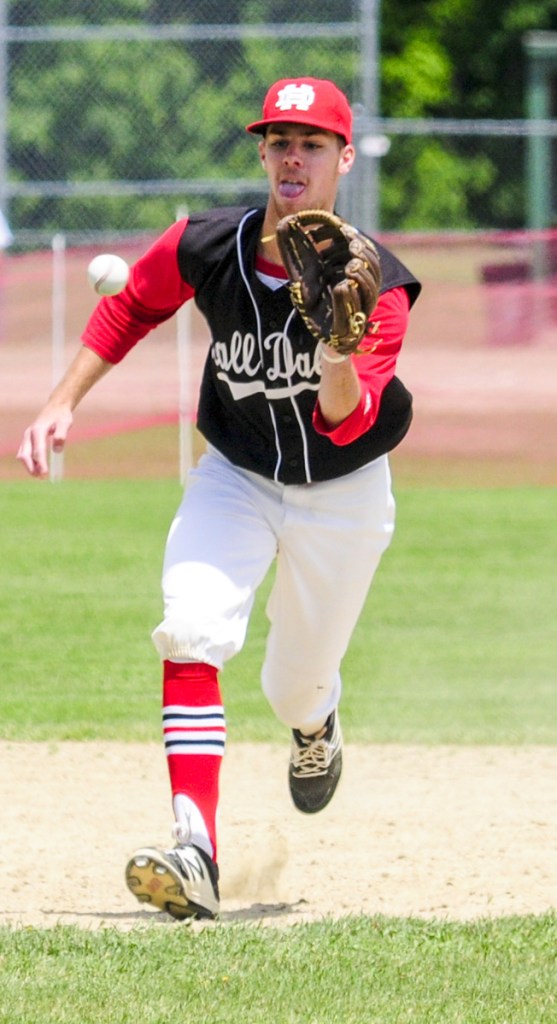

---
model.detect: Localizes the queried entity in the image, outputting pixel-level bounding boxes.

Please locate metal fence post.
[357,0,381,234]
[0,0,8,223]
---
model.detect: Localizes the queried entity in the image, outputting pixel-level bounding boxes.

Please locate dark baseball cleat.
[288,710,343,814]
[125,843,220,920]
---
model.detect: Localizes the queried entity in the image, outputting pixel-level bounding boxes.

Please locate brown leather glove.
[276,209,382,355]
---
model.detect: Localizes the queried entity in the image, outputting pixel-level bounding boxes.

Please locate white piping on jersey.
[237,210,282,482]
[281,306,312,482]
[236,209,313,484]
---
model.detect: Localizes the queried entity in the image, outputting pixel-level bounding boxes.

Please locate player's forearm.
[316,349,361,428]
[47,344,113,410]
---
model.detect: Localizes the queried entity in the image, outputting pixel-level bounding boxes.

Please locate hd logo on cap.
[275,83,316,112]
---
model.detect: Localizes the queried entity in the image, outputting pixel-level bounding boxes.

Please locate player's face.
[259,124,355,220]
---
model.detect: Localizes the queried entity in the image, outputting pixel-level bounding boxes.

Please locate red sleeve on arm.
[312,286,411,445]
[81,219,195,364]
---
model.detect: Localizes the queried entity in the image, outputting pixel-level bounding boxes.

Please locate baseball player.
[17,77,421,921]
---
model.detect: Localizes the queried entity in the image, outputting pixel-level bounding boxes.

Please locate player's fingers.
[17,419,69,478]
[48,415,73,460]
[16,427,47,477]
[51,428,67,453]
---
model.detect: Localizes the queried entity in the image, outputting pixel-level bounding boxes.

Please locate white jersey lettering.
[211,329,320,401]
[212,332,260,377]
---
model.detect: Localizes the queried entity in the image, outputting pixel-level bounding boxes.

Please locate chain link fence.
[1,0,556,249]
[1,1,369,246]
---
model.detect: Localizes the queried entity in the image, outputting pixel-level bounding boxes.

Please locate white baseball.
[87,253,130,296]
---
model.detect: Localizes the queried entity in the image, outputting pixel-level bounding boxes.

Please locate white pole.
[50,232,66,482]
[175,205,193,486]
[0,1,9,222]
[359,0,382,234]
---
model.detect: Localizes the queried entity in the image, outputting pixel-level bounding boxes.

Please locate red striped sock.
[162,660,225,860]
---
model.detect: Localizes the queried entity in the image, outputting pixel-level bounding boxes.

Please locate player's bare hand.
[17,407,73,478]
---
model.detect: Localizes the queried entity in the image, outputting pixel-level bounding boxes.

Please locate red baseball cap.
[246,77,353,145]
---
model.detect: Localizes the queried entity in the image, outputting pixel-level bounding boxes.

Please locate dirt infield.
[2,741,557,930]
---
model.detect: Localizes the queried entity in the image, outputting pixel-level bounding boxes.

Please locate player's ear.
[338,144,355,176]
[258,138,267,168]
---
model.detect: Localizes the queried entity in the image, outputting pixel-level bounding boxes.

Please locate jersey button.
[282,414,292,424]
[289,458,298,467]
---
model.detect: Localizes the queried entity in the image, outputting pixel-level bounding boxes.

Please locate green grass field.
[1,479,555,744]
[1,914,556,1024]
[1,477,556,1023]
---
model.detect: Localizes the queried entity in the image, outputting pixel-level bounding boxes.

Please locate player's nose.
[283,142,303,165]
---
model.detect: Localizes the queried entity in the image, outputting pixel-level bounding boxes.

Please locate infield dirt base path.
[2,741,556,930]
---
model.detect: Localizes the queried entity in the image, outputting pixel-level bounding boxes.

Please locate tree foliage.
[379,0,557,227]
[6,0,557,233]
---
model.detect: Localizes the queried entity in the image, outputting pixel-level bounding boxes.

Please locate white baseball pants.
[152,446,395,734]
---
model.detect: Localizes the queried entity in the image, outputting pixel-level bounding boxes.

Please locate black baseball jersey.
[177,206,420,485]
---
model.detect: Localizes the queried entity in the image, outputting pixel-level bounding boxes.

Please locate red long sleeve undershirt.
[81,218,410,446]
[312,285,409,444]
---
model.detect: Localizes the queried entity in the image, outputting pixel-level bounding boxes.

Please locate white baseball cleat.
[125,843,220,920]
[289,710,343,814]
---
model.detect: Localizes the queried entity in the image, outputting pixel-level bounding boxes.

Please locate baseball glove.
[275,209,381,356]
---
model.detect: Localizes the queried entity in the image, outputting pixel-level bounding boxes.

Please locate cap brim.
[246,115,325,135]
[245,114,348,142]
[245,118,272,135]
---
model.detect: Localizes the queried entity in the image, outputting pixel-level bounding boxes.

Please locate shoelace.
[291,735,333,777]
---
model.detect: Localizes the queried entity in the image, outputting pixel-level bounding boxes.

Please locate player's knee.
[262,652,343,730]
[261,665,330,730]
